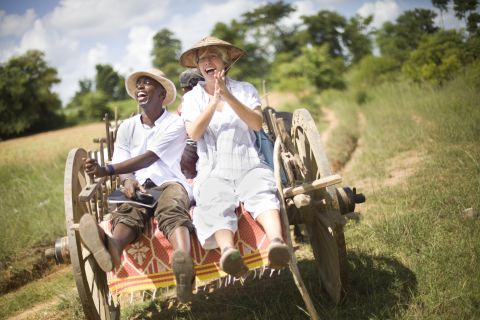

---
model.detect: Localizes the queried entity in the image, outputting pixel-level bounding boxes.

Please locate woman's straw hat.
[125,68,176,106]
[179,36,245,68]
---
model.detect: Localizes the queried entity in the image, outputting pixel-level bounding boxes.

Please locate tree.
[343,15,373,64]
[377,9,439,63]
[300,10,347,59]
[0,50,64,138]
[402,30,466,85]
[95,64,126,101]
[272,45,345,94]
[151,29,182,83]
[77,91,110,121]
[241,1,299,54]
[432,0,449,28]
[453,0,478,21]
[211,20,269,85]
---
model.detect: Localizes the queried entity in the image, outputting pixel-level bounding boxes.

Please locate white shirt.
[112,110,192,200]
[181,78,262,182]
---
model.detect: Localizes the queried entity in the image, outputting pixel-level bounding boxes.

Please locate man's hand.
[122,178,146,199]
[83,158,107,177]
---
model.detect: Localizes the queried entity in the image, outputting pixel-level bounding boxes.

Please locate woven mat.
[100,205,271,295]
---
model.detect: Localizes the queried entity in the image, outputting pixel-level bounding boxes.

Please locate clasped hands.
[211,69,229,105]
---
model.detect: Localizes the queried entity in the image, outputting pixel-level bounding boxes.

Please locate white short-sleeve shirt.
[113,110,192,199]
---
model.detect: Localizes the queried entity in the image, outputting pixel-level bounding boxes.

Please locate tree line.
[0,0,478,139]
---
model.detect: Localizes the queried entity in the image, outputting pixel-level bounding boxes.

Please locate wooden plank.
[79,177,105,202]
[283,174,342,198]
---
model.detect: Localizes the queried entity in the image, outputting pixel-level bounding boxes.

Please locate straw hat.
[179,36,246,68]
[125,68,176,106]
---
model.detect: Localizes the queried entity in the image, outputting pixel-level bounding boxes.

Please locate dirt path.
[321,108,338,145]
[341,111,366,176]
[8,298,61,320]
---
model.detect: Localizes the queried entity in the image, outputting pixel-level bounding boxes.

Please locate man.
[79,68,195,303]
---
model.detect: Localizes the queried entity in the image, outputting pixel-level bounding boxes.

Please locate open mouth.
[137,91,147,103]
[205,67,216,76]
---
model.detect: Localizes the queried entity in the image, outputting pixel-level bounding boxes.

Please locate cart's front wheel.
[64,148,120,320]
[291,108,347,303]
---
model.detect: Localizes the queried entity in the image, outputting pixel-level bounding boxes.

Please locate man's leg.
[108,223,136,269]
[154,183,194,303]
[79,203,145,272]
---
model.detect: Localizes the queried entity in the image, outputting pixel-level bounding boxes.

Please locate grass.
[0,76,479,319]
[332,73,480,319]
[0,123,105,292]
[0,266,82,320]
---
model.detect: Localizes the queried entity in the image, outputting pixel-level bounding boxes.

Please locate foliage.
[343,15,374,64]
[151,28,182,84]
[377,9,439,63]
[95,64,127,101]
[402,30,466,84]
[272,45,345,95]
[0,50,64,139]
[350,55,401,87]
[75,91,111,121]
[242,0,298,54]
[300,10,347,59]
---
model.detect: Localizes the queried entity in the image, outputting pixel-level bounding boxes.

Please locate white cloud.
[282,0,317,28]
[357,0,400,29]
[18,19,79,62]
[49,0,170,37]
[114,25,155,76]
[434,9,465,30]
[0,9,37,37]
[169,0,259,50]
[87,43,108,67]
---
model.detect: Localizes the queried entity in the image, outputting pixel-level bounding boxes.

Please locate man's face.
[135,76,166,106]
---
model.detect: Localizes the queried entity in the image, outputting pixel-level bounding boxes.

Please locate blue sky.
[0,0,464,105]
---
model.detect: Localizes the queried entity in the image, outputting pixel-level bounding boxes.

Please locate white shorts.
[192,165,280,249]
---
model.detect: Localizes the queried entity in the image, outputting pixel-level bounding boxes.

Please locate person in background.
[80,68,195,303]
[179,68,205,95]
[177,68,204,181]
[179,36,290,277]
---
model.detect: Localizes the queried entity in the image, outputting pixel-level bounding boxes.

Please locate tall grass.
[0,123,105,268]
[331,72,480,319]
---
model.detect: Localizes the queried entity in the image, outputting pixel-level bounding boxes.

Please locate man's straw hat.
[179,36,245,68]
[125,68,176,106]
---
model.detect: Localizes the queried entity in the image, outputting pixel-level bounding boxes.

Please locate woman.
[179,36,290,277]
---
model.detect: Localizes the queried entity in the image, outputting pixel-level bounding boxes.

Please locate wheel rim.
[64,148,119,320]
[291,109,347,303]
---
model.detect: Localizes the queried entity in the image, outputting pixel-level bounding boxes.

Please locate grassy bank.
[0,123,105,292]
[324,72,480,319]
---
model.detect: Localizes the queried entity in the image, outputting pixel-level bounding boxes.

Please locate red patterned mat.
[100,205,271,295]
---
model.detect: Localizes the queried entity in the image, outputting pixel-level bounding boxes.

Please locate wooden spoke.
[64,148,119,320]
[291,109,348,304]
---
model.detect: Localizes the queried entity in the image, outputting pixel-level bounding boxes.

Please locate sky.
[0,0,465,105]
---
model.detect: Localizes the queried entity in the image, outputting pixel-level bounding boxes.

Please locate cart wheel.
[291,109,347,303]
[64,148,120,320]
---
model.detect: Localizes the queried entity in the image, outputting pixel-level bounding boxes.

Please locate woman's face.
[197,48,226,81]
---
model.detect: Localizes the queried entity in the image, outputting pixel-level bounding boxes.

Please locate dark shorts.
[111,182,193,241]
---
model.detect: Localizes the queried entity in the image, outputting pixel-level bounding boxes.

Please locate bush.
[351,55,400,87]
[402,30,466,85]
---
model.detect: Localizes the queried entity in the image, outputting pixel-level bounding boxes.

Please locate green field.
[0,69,479,319]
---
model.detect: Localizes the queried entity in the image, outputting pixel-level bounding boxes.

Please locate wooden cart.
[49,107,364,320]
